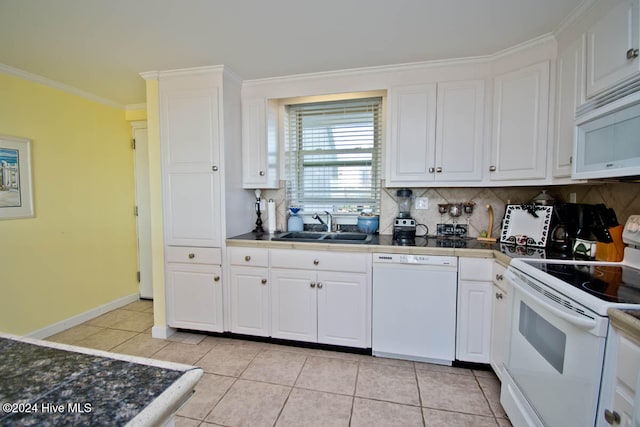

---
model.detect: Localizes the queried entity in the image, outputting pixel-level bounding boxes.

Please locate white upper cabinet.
[435,80,485,182]
[586,0,640,98]
[242,98,279,189]
[160,72,223,247]
[554,36,586,178]
[387,80,485,186]
[490,61,550,182]
[387,83,437,184]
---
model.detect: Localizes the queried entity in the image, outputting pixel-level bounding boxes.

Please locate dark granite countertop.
[0,334,202,427]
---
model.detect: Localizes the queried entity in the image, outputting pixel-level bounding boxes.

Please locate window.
[285,97,383,215]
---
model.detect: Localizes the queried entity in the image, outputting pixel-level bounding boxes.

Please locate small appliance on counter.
[393,189,417,244]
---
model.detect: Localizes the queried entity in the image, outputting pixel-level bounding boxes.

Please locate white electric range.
[500,215,640,427]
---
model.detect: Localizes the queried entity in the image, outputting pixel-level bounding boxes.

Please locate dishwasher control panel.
[373,253,457,266]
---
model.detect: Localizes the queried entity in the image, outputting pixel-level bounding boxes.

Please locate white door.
[132,123,153,299]
[457,281,492,363]
[554,36,586,178]
[587,0,639,98]
[387,83,437,185]
[435,80,485,182]
[160,81,222,247]
[165,263,223,332]
[229,266,270,336]
[490,61,550,181]
[270,268,317,343]
[317,271,368,348]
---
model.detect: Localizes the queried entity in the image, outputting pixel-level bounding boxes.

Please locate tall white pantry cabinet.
[157,66,253,333]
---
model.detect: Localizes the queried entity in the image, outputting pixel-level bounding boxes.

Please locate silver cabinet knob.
[310,282,316,288]
[626,48,639,59]
[496,292,504,300]
[213,276,220,282]
[261,278,267,285]
[188,253,195,259]
[317,282,323,289]
[313,259,319,266]
[495,274,503,281]
[212,165,219,172]
[436,167,442,173]
[489,166,496,172]
[245,255,251,262]
[604,409,621,425]
[428,167,435,173]
[259,170,265,176]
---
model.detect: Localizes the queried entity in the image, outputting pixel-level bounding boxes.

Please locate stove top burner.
[529,263,640,304]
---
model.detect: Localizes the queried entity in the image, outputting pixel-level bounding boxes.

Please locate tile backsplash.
[257,182,640,237]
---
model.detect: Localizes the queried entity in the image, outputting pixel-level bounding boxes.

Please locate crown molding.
[125,103,146,111]
[554,0,598,36]
[139,71,159,81]
[0,62,124,109]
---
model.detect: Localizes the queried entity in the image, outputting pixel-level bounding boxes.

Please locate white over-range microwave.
[575,91,640,180]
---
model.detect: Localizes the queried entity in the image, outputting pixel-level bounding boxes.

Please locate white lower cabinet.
[165,246,224,332]
[228,247,270,337]
[270,249,371,348]
[166,262,223,332]
[490,261,510,380]
[457,257,493,363]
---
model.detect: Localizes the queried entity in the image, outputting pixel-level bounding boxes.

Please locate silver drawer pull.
[310,282,316,288]
[188,253,195,259]
[245,255,251,262]
[213,276,220,282]
[495,274,503,281]
[261,279,267,285]
[259,170,265,176]
[495,292,504,300]
[313,259,319,266]
[317,282,323,289]
[626,48,639,60]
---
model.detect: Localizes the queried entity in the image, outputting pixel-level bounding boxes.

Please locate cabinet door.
[554,36,586,178]
[242,98,279,189]
[387,84,437,185]
[435,80,485,182]
[490,61,550,181]
[317,271,369,348]
[166,262,223,332]
[490,283,508,380]
[160,82,222,247]
[229,266,270,337]
[456,281,492,363]
[270,268,317,343]
[587,0,640,98]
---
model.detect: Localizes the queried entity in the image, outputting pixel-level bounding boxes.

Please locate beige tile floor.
[47,300,512,427]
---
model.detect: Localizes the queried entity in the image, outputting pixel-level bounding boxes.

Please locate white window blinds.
[285,97,383,214]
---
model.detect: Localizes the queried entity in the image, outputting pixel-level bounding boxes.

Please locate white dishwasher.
[372,253,457,365]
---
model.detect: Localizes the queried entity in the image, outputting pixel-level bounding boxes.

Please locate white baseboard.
[27,293,141,339]
[152,325,176,339]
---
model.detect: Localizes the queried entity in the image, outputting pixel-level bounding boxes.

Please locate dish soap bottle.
[287,207,303,232]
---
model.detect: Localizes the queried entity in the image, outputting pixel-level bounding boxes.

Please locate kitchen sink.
[271,231,373,244]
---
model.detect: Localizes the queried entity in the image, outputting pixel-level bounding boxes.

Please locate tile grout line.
[271,351,310,426]
[413,362,427,427]
[472,371,501,426]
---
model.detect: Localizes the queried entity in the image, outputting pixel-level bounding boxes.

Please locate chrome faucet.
[324,210,334,232]
[312,213,327,231]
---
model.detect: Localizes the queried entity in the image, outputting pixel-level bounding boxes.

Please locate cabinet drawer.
[492,261,508,291]
[270,249,369,273]
[459,257,493,281]
[228,247,269,267]
[166,246,222,264]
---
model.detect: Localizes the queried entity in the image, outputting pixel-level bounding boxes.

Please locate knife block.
[596,225,624,262]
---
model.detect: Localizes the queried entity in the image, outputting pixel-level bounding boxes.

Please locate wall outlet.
[415,197,429,209]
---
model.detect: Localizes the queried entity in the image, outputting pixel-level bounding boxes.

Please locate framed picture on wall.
[0,135,34,219]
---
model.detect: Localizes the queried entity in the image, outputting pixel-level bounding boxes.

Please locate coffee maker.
[393,189,417,243]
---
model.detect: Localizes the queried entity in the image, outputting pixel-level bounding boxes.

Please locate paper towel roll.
[267,199,276,233]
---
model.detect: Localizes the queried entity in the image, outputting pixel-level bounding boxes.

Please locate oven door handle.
[511,276,597,331]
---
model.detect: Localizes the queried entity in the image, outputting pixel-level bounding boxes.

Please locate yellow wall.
[0,72,138,335]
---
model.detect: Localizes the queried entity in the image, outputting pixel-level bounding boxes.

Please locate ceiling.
[0,0,586,107]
